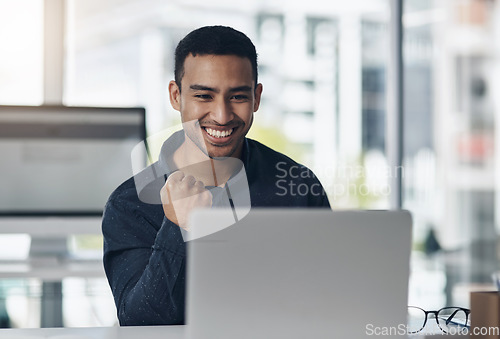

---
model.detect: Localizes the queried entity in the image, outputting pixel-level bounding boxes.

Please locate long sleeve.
[102,181,186,325]
[102,136,331,327]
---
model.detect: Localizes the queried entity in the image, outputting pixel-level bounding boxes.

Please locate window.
[403,0,500,309]
[0,0,43,104]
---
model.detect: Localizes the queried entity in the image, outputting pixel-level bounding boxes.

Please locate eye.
[231,95,249,101]
[194,94,212,100]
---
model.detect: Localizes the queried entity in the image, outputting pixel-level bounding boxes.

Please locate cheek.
[181,102,205,121]
[246,113,254,129]
[238,107,254,125]
[233,103,253,117]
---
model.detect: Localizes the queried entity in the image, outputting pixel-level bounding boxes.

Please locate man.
[102,25,330,326]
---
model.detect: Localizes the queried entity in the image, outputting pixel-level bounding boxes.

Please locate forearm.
[117,245,186,325]
[104,215,187,326]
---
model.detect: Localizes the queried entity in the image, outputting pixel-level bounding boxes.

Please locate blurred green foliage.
[71,235,103,250]
[247,123,307,164]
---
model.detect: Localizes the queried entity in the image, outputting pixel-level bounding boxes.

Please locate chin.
[208,151,234,159]
[206,138,244,159]
[207,146,237,159]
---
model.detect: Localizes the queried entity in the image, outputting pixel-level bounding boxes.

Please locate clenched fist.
[160,171,212,230]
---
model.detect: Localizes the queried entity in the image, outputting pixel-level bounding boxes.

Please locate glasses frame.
[408,306,471,334]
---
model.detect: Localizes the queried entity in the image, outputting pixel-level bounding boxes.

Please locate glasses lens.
[407,307,426,333]
[437,308,470,334]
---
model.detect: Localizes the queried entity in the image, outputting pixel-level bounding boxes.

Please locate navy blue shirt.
[102,134,330,326]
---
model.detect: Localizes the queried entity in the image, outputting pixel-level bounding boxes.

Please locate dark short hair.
[174,26,258,89]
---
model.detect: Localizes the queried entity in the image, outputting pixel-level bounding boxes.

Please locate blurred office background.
[0,0,499,328]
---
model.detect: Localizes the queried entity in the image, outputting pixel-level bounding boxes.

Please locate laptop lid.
[186,209,412,339]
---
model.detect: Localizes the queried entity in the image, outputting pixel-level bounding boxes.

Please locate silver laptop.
[186,209,412,339]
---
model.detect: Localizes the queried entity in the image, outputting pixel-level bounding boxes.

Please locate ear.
[253,83,263,112]
[168,80,181,111]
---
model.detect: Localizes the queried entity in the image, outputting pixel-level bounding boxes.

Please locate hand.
[160,171,212,230]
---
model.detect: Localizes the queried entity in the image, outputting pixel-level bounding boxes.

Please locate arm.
[102,190,186,326]
[305,170,331,208]
[311,181,331,208]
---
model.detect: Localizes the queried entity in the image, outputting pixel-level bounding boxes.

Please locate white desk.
[0,258,104,281]
[0,325,185,339]
[0,217,102,236]
[0,216,105,327]
[0,326,468,338]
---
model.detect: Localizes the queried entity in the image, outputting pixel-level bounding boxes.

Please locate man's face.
[169,54,262,159]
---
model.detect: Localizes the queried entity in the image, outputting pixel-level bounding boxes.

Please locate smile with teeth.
[204,127,234,138]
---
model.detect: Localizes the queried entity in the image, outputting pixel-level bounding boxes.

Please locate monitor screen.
[0,105,146,216]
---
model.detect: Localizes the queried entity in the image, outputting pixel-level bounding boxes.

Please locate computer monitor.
[0,105,146,237]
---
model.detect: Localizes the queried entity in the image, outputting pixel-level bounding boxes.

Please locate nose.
[212,99,234,125]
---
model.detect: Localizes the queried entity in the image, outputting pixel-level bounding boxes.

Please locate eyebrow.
[190,84,218,92]
[189,84,252,93]
[229,86,252,93]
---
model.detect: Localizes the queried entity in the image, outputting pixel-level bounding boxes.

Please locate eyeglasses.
[407,306,471,334]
